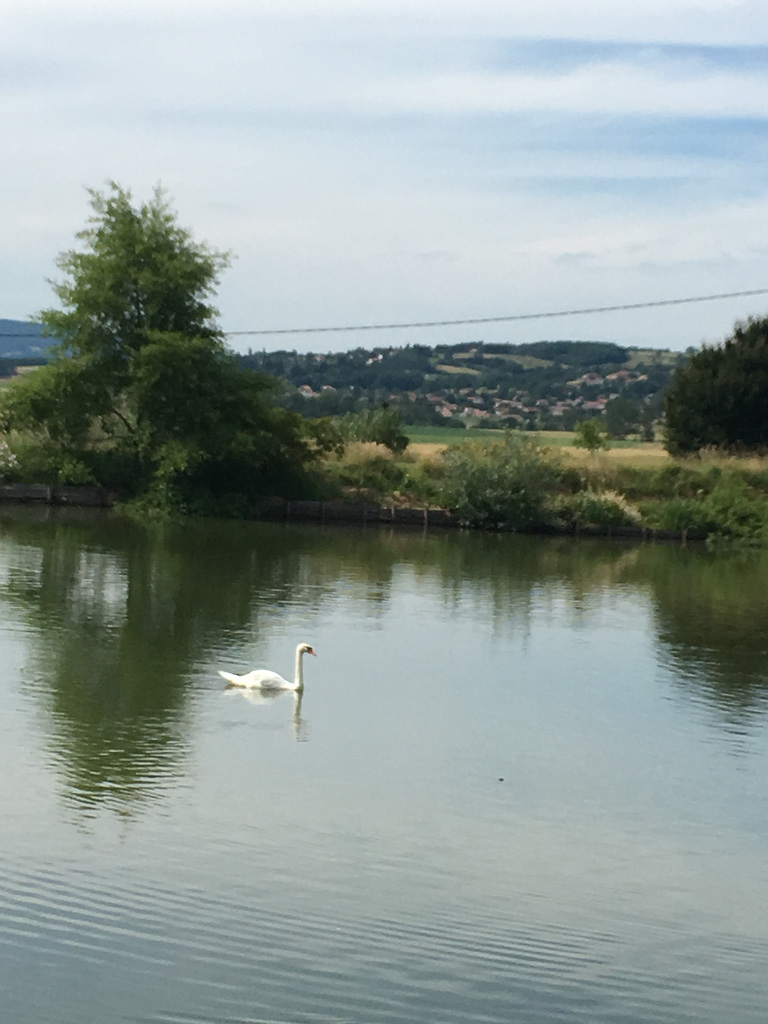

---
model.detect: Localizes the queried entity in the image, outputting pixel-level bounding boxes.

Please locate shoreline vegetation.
[0,480,712,544]
[311,430,768,544]
[3,428,768,546]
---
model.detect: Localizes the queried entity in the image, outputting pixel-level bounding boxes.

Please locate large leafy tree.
[664,317,768,454]
[0,183,314,512]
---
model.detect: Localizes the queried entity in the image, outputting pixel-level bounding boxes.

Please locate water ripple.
[1,855,767,1024]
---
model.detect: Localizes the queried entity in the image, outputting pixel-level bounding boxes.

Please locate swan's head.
[298,643,317,657]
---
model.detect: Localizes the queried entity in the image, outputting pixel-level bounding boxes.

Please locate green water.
[0,507,766,1022]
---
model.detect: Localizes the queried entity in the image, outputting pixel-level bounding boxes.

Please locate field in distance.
[406,426,670,465]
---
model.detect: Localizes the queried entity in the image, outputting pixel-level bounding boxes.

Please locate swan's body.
[219,643,316,692]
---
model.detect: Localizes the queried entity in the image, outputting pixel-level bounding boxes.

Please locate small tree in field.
[339,405,410,454]
[574,418,610,453]
[0,183,314,513]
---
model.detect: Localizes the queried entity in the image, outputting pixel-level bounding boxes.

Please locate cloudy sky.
[3,0,768,353]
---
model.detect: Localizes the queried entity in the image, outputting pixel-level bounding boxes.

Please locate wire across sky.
[223,288,768,337]
[1,288,767,340]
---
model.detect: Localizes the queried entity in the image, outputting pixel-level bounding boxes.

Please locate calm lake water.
[1,507,767,1023]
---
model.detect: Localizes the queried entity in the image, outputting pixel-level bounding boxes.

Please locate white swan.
[218,642,316,691]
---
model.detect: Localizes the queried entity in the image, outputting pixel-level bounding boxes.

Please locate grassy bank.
[4,419,768,542]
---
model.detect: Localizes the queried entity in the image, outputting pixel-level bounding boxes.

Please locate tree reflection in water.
[635,545,768,730]
[1,507,767,815]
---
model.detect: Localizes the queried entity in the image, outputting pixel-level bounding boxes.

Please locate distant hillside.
[0,319,54,358]
[241,339,687,430]
[0,327,688,433]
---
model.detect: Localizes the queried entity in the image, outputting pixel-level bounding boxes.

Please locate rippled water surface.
[1,507,767,1023]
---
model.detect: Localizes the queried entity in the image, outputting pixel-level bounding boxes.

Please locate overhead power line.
[225,288,768,337]
[1,288,766,341]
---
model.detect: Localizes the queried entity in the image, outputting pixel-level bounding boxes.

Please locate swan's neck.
[293,648,306,691]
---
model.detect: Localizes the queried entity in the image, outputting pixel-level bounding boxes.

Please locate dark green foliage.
[703,475,768,540]
[604,396,641,438]
[438,433,561,529]
[304,417,347,458]
[338,406,409,454]
[0,184,316,514]
[43,184,226,357]
[641,497,712,535]
[664,317,768,454]
[642,475,768,541]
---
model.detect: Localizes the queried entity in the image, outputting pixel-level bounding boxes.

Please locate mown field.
[406,426,671,467]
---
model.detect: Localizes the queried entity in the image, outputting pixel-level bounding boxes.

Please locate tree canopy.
[0,183,316,514]
[664,316,768,454]
[573,417,610,453]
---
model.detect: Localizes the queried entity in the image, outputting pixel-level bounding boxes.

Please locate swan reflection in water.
[223,683,309,742]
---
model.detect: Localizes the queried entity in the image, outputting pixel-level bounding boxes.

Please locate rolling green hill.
[0,322,687,434]
[242,339,687,431]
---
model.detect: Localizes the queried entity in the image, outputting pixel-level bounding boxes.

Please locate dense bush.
[556,489,640,530]
[324,447,409,497]
[641,497,712,535]
[641,474,768,541]
[703,475,768,541]
[438,433,561,529]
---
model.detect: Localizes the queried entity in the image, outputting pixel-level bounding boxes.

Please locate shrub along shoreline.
[4,432,768,545]
[318,433,768,545]
[259,496,702,543]
[0,482,703,543]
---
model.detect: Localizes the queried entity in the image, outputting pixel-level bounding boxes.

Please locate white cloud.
[8,12,768,120]
[365,63,768,118]
[2,2,768,350]
[5,0,768,46]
